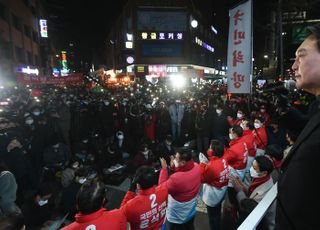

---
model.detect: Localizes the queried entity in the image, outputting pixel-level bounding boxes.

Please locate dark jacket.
[276,98,320,229]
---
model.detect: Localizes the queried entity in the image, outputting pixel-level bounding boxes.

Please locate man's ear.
[137,183,141,190]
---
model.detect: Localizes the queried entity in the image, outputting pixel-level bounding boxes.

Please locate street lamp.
[109,39,116,72]
[191,19,198,28]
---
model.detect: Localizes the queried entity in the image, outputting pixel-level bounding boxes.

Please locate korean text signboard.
[227,0,252,94]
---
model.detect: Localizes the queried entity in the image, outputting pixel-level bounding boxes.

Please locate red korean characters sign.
[227,0,252,94]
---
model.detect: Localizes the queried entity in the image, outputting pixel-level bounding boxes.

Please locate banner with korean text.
[227,0,252,94]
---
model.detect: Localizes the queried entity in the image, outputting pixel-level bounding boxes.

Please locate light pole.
[110,39,115,72]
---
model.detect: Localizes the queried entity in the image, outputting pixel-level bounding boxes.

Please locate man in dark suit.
[276,23,320,229]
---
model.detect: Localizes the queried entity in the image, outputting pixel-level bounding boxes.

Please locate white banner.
[227,0,252,94]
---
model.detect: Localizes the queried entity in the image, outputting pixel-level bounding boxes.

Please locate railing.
[238,182,278,230]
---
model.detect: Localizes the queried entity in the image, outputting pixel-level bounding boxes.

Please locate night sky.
[44,0,310,67]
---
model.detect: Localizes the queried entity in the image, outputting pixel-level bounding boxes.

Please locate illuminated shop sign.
[61,51,69,76]
[195,37,214,52]
[166,66,179,73]
[140,32,183,40]
[137,66,145,73]
[148,65,166,77]
[16,66,39,75]
[39,19,48,38]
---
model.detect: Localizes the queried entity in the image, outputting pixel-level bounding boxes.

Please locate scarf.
[248,175,270,196]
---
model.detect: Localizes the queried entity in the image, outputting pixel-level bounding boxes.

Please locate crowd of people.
[0,23,319,230]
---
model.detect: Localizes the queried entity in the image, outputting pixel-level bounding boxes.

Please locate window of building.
[34,54,39,66]
[1,41,12,59]
[12,14,22,31]
[0,2,6,21]
[31,6,36,16]
[24,25,31,38]
[27,51,32,64]
[15,46,25,63]
[32,30,38,43]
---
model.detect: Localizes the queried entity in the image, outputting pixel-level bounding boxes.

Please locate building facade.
[105,0,225,82]
[0,0,51,84]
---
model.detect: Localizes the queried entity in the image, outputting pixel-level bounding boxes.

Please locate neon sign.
[140,32,183,40]
[39,19,48,38]
[195,37,214,52]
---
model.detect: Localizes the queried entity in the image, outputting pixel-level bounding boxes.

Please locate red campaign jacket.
[120,185,168,230]
[61,208,126,230]
[224,137,248,170]
[242,129,257,157]
[253,126,268,150]
[199,156,230,188]
[158,160,201,202]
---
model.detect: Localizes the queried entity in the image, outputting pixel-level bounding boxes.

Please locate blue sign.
[141,44,182,57]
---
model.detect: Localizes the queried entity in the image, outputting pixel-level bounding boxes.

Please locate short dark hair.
[36,182,53,197]
[165,135,173,142]
[176,147,192,162]
[287,129,299,142]
[134,166,156,190]
[210,139,224,158]
[232,125,243,137]
[255,156,274,174]
[306,23,320,51]
[76,180,106,214]
[266,144,283,161]
[75,167,88,178]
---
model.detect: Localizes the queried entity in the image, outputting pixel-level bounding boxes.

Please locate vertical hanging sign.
[227,0,252,94]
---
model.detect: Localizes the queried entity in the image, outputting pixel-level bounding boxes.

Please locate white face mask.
[260,109,266,113]
[173,159,179,167]
[78,178,87,184]
[38,199,48,206]
[229,133,235,140]
[216,109,222,115]
[118,134,124,140]
[25,119,34,125]
[237,113,243,119]
[250,166,263,178]
[33,111,40,116]
[254,122,261,129]
[104,101,110,106]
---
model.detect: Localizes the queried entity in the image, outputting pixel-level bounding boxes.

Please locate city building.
[0,0,53,84]
[104,0,225,84]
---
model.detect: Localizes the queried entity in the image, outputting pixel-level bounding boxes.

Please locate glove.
[129,176,136,192]
[199,152,209,164]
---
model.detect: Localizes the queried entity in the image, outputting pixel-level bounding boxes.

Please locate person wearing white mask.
[60,167,88,221]
[21,183,54,229]
[231,155,275,229]
[212,105,230,145]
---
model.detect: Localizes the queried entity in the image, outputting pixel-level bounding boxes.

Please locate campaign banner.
[17,73,84,85]
[227,0,252,94]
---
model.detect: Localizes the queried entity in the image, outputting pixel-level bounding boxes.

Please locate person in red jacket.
[61,180,127,230]
[199,139,230,230]
[224,125,248,215]
[120,166,168,230]
[240,119,257,186]
[159,148,201,229]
